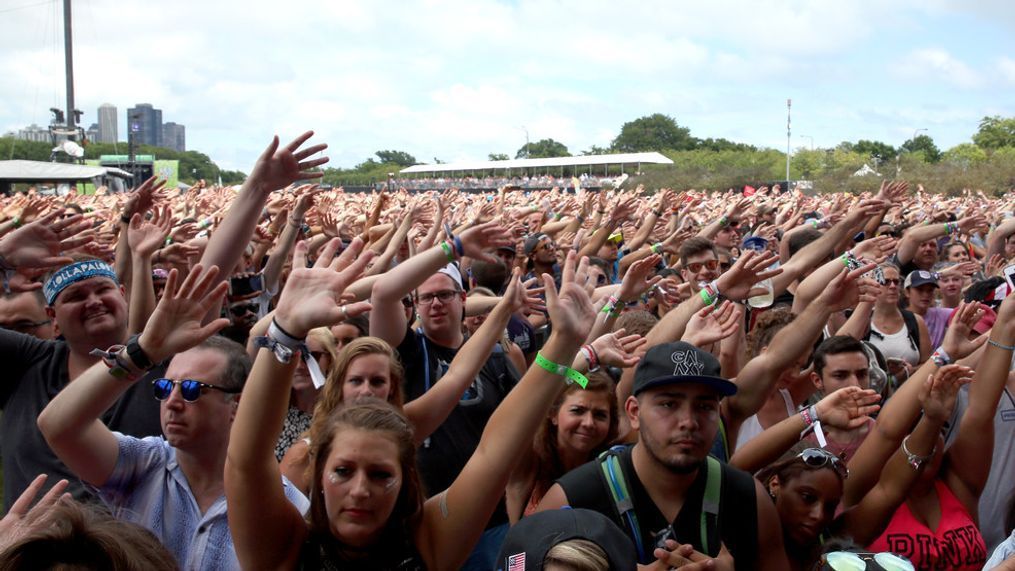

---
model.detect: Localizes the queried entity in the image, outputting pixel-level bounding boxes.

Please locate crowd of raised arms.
[2,131,1015,571]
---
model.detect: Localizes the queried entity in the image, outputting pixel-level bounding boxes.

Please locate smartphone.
[1003,264,1015,290]
[230,274,264,297]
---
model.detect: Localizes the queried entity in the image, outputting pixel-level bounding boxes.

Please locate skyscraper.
[162,122,186,152]
[126,103,162,147]
[97,103,118,143]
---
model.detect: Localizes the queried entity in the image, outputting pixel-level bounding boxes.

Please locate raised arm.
[38,265,229,486]
[368,221,512,346]
[839,365,971,545]
[126,205,173,334]
[263,192,318,291]
[730,386,880,473]
[943,291,1015,508]
[404,270,534,443]
[896,213,986,267]
[225,238,373,571]
[418,252,594,570]
[199,132,328,323]
[114,177,162,285]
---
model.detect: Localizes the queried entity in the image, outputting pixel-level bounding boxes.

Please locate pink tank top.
[867,480,986,571]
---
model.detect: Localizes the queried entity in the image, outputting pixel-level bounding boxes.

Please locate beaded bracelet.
[534,352,589,388]
[988,339,1015,352]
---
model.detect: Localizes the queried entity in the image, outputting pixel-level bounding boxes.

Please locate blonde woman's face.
[342,353,393,403]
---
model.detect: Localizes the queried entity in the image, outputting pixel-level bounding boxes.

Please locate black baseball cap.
[497,508,636,571]
[523,232,551,256]
[632,341,737,397]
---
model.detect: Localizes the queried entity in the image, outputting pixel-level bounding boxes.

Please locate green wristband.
[699,288,715,305]
[534,352,589,389]
[439,241,455,263]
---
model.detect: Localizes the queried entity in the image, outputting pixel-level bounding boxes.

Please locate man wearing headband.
[370,221,520,570]
[1,258,163,510]
[536,342,787,569]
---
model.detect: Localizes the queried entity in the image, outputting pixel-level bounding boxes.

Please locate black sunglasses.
[797,448,848,479]
[152,378,240,403]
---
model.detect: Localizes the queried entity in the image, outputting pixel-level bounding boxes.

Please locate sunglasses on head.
[684,259,720,273]
[797,447,848,479]
[818,551,914,571]
[152,378,240,403]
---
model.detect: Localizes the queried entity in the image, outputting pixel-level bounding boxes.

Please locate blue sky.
[1,0,1012,171]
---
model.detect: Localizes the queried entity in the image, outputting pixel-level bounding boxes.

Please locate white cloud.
[999,57,1015,84]
[892,48,983,89]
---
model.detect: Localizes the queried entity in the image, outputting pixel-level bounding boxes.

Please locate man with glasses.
[370,221,520,570]
[678,237,722,294]
[0,290,56,340]
[39,271,308,570]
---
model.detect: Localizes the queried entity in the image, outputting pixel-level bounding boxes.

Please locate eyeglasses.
[0,319,51,334]
[229,303,257,316]
[152,378,240,403]
[882,278,901,287]
[797,448,848,479]
[417,290,460,305]
[683,259,720,273]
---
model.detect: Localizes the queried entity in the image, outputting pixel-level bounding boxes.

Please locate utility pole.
[63,0,76,142]
[785,99,792,187]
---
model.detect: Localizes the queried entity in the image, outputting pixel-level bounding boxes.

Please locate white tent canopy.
[0,159,132,181]
[399,152,673,175]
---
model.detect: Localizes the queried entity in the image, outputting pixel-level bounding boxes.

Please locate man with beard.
[536,342,787,569]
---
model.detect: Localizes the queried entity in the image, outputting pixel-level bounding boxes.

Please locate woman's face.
[553,390,612,457]
[322,429,403,548]
[294,337,330,393]
[342,353,393,403]
[772,469,843,546]
[878,267,901,304]
[464,310,488,335]
[946,244,969,262]
[331,323,361,353]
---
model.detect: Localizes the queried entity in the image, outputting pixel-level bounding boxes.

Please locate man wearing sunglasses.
[39,266,308,570]
[678,237,722,294]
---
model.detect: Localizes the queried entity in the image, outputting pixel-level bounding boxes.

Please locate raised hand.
[817,263,877,312]
[814,386,881,431]
[158,242,201,265]
[122,176,166,220]
[544,251,596,343]
[589,328,645,368]
[852,235,896,263]
[137,264,230,363]
[939,301,988,360]
[457,220,514,262]
[617,254,663,302]
[0,211,91,270]
[248,131,329,193]
[128,205,174,258]
[714,249,783,301]
[273,237,374,338]
[0,474,70,553]
[920,364,974,424]
[681,300,741,348]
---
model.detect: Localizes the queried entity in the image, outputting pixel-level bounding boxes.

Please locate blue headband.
[44,260,118,305]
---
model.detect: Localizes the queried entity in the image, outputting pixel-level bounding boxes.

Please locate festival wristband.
[534,352,588,389]
[439,241,456,263]
[650,243,662,255]
[453,235,465,257]
[930,348,951,367]
[580,344,601,372]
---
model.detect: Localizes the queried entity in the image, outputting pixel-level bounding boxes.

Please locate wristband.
[580,344,601,372]
[652,209,663,217]
[901,434,934,470]
[718,215,730,228]
[269,317,305,345]
[930,348,951,367]
[699,288,716,306]
[453,235,465,257]
[988,339,1015,351]
[90,345,143,381]
[120,214,132,224]
[650,243,662,255]
[439,241,456,263]
[534,352,589,389]
[600,295,621,317]
[809,219,819,229]
[125,334,155,371]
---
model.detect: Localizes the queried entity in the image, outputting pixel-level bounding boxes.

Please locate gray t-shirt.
[0,329,163,512]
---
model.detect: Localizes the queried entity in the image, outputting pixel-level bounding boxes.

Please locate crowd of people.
[0,130,1014,570]
[390,172,626,191]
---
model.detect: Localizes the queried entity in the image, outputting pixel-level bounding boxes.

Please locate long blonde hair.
[314,337,405,422]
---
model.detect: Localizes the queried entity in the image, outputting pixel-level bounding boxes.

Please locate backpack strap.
[901,309,920,352]
[700,456,723,556]
[598,447,647,561]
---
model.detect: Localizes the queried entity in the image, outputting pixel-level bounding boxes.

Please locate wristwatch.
[125,334,155,370]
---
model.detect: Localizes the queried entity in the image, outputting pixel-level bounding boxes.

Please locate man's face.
[494,248,517,268]
[0,292,55,340]
[680,251,720,292]
[715,225,739,249]
[47,277,127,345]
[915,239,939,269]
[587,265,608,288]
[1007,235,1015,259]
[814,351,870,393]
[532,237,558,265]
[906,284,937,313]
[159,348,235,453]
[417,273,464,337]
[628,383,721,474]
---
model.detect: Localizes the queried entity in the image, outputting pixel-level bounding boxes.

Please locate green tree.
[852,140,897,161]
[901,134,942,163]
[697,138,756,152]
[488,153,510,161]
[973,116,1015,150]
[374,150,417,167]
[580,145,610,156]
[516,138,569,159]
[611,113,696,152]
[943,143,988,167]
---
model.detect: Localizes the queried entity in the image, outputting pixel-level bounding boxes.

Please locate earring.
[768,489,777,500]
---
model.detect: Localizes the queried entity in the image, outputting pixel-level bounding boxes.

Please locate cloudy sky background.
[1,0,1013,171]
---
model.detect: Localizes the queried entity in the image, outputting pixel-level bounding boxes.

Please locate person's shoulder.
[717,460,758,499]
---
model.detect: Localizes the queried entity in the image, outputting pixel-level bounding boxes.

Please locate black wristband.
[125,334,155,370]
[120,214,132,224]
